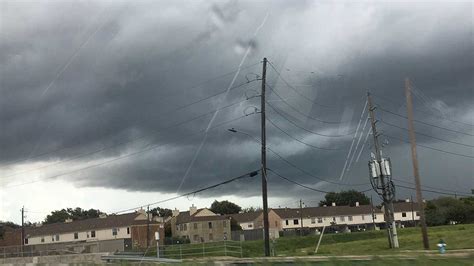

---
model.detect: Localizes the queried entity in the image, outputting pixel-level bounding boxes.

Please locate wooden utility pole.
[367,92,399,248]
[261,57,270,256]
[405,78,429,249]
[300,199,304,236]
[21,206,25,256]
[147,205,150,248]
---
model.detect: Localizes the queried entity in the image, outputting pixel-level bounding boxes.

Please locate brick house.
[170,205,231,243]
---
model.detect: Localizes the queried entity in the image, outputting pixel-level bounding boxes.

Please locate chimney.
[355,202,359,207]
[189,204,198,215]
[405,198,410,202]
[331,202,336,207]
[65,218,73,223]
[172,208,180,217]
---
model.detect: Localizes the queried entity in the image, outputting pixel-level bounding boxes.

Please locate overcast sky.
[1,0,473,224]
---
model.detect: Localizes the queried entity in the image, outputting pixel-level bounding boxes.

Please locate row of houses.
[170,201,421,243]
[0,200,420,252]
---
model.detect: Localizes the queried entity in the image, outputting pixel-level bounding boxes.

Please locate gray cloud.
[1,1,472,201]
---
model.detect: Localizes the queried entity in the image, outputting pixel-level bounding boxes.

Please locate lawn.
[241,224,474,257]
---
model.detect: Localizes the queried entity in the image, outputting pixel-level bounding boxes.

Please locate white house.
[274,202,385,231]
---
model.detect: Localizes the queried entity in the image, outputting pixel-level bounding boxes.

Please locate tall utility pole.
[370,195,376,229]
[147,205,150,248]
[405,78,429,249]
[21,206,25,256]
[367,92,399,248]
[411,195,415,226]
[299,199,304,236]
[261,57,270,257]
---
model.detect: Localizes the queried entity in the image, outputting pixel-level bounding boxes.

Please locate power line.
[392,178,471,195]
[2,97,254,180]
[395,184,471,197]
[267,61,333,108]
[266,116,341,151]
[4,112,258,188]
[380,119,474,148]
[371,93,474,127]
[266,101,355,137]
[4,70,260,167]
[266,84,346,124]
[378,107,474,137]
[268,168,372,194]
[113,170,260,214]
[384,134,474,159]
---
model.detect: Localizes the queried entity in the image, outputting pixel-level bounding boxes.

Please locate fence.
[1,239,125,259]
[157,240,242,259]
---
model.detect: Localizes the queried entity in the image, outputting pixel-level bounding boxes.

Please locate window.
[193,235,199,242]
[55,234,60,241]
[52,236,54,242]
[183,224,187,231]
[348,216,353,222]
[194,223,198,230]
[275,221,278,227]
[373,214,377,219]
[293,219,299,225]
[311,218,316,224]
[317,217,323,223]
[112,228,118,236]
[91,231,96,238]
[285,220,289,225]
[208,222,213,229]
[402,212,407,217]
[24,238,28,245]
[127,227,130,234]
[340,216,345,222]
[332,217,336,222]
[209,233,213,241]
[41,237,45,243]
[361,215,365,221]
[248,224,253,228]
[74,232,78,239]
[223,221,227,228]
[416,212,420,217]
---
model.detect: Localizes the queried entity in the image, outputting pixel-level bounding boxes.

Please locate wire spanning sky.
[1,0,472,223]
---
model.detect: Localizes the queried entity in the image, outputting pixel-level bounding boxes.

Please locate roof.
[230,211,263,223]
[24,212,156,237]
[174,210,229,224]
[273,205,383,219]
[393,202,420,212]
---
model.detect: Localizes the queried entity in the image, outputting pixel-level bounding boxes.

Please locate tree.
[425,197,474,226]
[241,207,262,213]
[319,190,370,207]
[209,200,241,215]
[149,207,173,218]
[44,207,104,224]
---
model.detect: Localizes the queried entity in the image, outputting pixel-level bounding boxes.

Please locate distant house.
[389,200,421,226]
[2,211,164,254]
[230,210,282,240]
[170,205,231,243]
[274,202,384,231]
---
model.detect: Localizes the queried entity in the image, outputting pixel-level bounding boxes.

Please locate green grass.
[241,224,474,257]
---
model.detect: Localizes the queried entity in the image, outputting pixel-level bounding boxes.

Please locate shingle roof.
[24,212,156,237]
[230,211,263,223]
[175,210,229,224]
[273,205,383,219]
[393,202,420,212]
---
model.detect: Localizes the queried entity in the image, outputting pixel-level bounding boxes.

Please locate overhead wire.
[392,178,471,195]
[266,83,346,124]
[383,134,474,159]
[371,93,474,127]
[4,112,259,188]
[1,97,256,180]
[113,169,260,214]
[395,184,472,197]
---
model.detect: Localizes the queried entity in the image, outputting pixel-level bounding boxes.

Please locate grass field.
[241,224,474,257]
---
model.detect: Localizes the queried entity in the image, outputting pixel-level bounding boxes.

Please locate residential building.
[230,210,281,239]
[1,211,164,253]
[170,205,231,243]
[390,200,421,226]
[274,202,385,231]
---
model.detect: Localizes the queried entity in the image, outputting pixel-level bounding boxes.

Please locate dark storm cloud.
[1,1,472,200]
